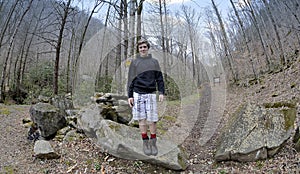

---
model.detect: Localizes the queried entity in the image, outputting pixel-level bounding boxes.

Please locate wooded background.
[0,0,299,104]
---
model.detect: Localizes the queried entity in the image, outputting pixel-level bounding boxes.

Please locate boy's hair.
[137,38,150,49]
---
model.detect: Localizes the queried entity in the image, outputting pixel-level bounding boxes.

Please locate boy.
[127,39,165,156]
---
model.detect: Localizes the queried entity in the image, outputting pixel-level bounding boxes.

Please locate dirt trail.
[181,83,227,172]
[0,105,35,173]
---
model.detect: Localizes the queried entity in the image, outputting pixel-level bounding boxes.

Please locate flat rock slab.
[95,119,188,170]
[215,102,296,162]
[77,105,188,170]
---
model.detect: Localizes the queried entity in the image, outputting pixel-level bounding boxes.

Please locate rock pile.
[25,93,188,170]
[26,94,81,159]
[91,92,132,125]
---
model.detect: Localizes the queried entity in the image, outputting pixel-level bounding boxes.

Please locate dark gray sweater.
[127,54,165,98]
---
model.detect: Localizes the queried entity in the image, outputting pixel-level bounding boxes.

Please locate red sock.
[150,134,156,139]
[142,133,148,140]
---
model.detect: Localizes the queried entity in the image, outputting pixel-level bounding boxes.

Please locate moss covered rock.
[215,102,296,162]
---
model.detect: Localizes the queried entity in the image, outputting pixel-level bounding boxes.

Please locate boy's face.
[138,43,149,57]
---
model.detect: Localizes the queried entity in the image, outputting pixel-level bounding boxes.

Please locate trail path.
[0,105,36,173]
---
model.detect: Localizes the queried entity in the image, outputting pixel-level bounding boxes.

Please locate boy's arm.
[128,98,134,107]
[155,60,165,95]
[157,71,164,102]
[156,71,165,95]
[158,94,164,102]
[127,59,135,98]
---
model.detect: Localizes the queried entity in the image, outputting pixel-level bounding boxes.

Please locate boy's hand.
[128,98,134,107]
[159,94,164,102]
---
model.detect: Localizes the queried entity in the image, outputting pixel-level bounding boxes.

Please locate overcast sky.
[73,0,231,20]
[166,0,230,15]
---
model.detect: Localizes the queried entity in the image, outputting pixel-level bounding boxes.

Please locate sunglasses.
[139,46,148,49]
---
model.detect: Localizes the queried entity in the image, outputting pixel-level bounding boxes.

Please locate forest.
[0,0,299,104]
[1,0,300,173]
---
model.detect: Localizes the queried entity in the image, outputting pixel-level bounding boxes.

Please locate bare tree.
[211,0,238,82]
[136,0,144,41]
[276,0,300,58]
[115,0,129,93]
[180,5,201,84]
[0,0,20,50]
[261,0,286,65]
[53,0,72,95]
[72,0,103,93]
[229,0,257,79]
[241,0,271,71]
[128,0,136,55]
[0,0,33,102]
[280,0,300,25]
[158,0,167,77]
[12,17,34,102]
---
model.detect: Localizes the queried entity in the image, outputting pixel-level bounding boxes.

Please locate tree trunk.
[163,0,170,54]
[115,0,125,93]
[281,0,300,24]
[229,0,257,79]
[99,4,111,88]
[261,0,285,65]
[136,0,144,42]
[0,0,32,102]
[211,0,238,82]
[14,29,29,102]
[0,0,20,50]
[66,28,75,94]
[159,0,167,81]
[242,0,271,71]
[123,0,128,59]
[73,0,102,94]
[21,6,44,88]
[129,0,136,55]
[53,0,72,95]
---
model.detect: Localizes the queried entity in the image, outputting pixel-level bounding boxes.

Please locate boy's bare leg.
[139,119,148,134]
[149,122,156,135]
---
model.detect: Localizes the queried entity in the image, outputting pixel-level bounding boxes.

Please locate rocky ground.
[0,60,300,174]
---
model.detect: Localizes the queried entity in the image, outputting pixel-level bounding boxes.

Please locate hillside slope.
[214,59,300,173]
[0,60,299,173]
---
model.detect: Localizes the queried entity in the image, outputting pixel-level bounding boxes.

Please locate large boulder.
[215,102,297,162]
[77,105,188,170]
[30,102,66,139]
[96,119,188,170]
[77,104,103,138]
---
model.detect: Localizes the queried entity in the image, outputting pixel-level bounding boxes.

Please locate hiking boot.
[150,138,158,156]
[143,139,152,156]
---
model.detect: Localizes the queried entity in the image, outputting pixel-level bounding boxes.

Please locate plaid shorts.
[132,92,158,122]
